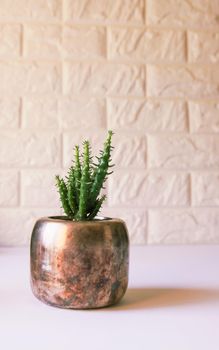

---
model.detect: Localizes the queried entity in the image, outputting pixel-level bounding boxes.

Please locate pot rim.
[36,216,125,225]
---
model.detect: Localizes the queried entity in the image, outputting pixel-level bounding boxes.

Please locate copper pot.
[30,216,129,309]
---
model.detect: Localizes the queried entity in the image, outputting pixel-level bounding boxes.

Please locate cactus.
[55,130,114,221]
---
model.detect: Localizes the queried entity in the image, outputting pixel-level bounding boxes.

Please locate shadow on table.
[104,287,219,311]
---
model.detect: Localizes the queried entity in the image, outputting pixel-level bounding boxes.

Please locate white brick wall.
[0,0,219,245]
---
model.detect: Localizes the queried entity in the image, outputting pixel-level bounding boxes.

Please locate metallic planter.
[30,216,129,309]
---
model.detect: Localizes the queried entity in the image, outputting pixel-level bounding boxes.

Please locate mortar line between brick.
[39,95,216,102]
[3,94,219,103]
[1,59,218,69]
[0,19,219,30]
[2,167,219,173]
[1,206,219,210]
[106,206,219,210]
[186,100,191,133]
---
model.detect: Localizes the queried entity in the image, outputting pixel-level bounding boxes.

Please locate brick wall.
[1,0,219,245]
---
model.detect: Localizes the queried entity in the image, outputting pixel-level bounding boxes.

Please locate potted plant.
[30,131,129,309]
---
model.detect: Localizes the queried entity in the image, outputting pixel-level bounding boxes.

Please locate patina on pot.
[30,216,129,309]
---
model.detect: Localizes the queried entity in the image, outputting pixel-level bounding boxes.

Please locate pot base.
[31,286,127,310]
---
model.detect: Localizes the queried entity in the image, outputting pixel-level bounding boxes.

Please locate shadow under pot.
[30,216,129,309]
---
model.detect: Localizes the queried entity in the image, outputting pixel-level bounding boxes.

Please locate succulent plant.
[55,130,114,221]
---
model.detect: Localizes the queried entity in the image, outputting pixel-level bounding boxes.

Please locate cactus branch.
[76,141,92,220]
[67,167,77,215]
[88,195,106,220]
[55,175,73,219]
[74,145,81,205]
[90,130,114,206]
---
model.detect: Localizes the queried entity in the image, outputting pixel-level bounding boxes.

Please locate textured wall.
[1,0,219,245]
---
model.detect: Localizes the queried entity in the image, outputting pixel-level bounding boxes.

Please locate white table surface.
[0,246,219,350]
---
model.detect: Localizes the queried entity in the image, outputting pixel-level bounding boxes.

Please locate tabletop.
[0,246,219,350]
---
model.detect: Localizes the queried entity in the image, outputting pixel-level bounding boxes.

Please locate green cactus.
[55,130,114,221]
